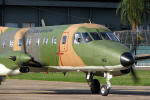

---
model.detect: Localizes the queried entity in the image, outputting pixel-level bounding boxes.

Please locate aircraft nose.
[120,52,135,68]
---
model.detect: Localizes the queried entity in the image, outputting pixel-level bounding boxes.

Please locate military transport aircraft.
[0,23,150,96]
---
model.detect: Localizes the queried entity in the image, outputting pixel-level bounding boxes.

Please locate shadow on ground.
[0,88,150,96]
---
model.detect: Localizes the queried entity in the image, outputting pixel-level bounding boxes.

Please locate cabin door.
[58,32,69,66]
[58,25,85,66]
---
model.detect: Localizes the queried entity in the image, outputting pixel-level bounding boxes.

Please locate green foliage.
[11,71,150,86]
[116,0,150,29]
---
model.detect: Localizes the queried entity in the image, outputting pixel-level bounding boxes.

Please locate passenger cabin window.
[62,36,67,44]
[35,38,40,46]
[9,40,14,47]
[2,40,7,48]
[90,32,102,40]
[18,39,23,46]
[43,38,48,45]
[52,37,56,45]
[26,38,31,46]
[82,32,92,43]
[74,33,82,44]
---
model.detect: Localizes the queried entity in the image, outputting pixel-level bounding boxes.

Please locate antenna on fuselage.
[41,18,46,27]
[88,19,94,24]
[88,19,92,24]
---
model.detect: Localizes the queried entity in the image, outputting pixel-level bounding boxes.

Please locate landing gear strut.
[86,73,100,94]
[101,72,112,96]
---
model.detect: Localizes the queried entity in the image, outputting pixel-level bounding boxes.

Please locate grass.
[10,70,150,86]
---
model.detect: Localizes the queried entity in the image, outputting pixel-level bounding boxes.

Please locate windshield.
[101,32,110,40]
[101,32,119,41]
[90,32,102,40]
[82,32,92,43]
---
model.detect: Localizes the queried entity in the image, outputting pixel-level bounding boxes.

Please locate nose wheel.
[101,72,112,96]
[101,85,110,96]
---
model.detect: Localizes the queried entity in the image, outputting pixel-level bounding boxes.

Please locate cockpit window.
[101,32,110,40]
[90,32,102,40]
[107,32,119,41]
[82,32,92,43]
[74,32,82,44]
[101,32,119,41]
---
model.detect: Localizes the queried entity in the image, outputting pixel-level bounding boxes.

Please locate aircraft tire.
[90,79,100,94]
[101,85,109,96]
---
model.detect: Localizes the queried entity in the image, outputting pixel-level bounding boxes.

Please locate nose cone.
[120,52,135,67]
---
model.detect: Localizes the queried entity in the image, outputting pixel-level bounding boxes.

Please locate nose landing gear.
[101,72,112,96]
[86,72,112,96]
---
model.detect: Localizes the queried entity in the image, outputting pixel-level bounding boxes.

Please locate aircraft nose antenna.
[120,52,135,67]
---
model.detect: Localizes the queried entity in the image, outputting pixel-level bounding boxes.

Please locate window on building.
[9,40,14,47]
[2,40,7,48]
[43,38,48,45]
[35,38,40,46]
[74,32,82,44]
[22,23,35,28]
[62,36,67,44]
[5,23,18,28]
[18,39,23,46]
[52,37,57,45]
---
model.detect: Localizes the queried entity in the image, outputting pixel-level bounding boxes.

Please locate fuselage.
[0,23,132,76]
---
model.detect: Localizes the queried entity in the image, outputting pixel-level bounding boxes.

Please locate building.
[0,0,150,30]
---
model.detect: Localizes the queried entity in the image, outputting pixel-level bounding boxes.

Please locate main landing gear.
[86,72,112,96]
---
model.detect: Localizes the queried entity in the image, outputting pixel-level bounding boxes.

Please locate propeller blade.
[130,66,139,83]
[135,54,150,61]
[7,66,19,76]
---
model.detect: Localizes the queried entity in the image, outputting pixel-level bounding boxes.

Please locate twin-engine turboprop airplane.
[0,23,150,96]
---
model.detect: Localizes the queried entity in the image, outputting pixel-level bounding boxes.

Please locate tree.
[116,0,150,30]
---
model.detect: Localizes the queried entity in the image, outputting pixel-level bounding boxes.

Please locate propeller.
[120,52,139,83]
[129,32,144,83]
[120,51,150,83]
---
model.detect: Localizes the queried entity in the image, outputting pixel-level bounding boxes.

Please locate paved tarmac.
[0,79,150,100]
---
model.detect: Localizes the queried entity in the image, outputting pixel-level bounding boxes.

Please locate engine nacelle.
[120,69,130,74]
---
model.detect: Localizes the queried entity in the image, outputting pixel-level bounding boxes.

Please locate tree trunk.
[131,18,136,30]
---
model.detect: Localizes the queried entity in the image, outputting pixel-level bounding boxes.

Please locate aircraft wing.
[135,54,150,61]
